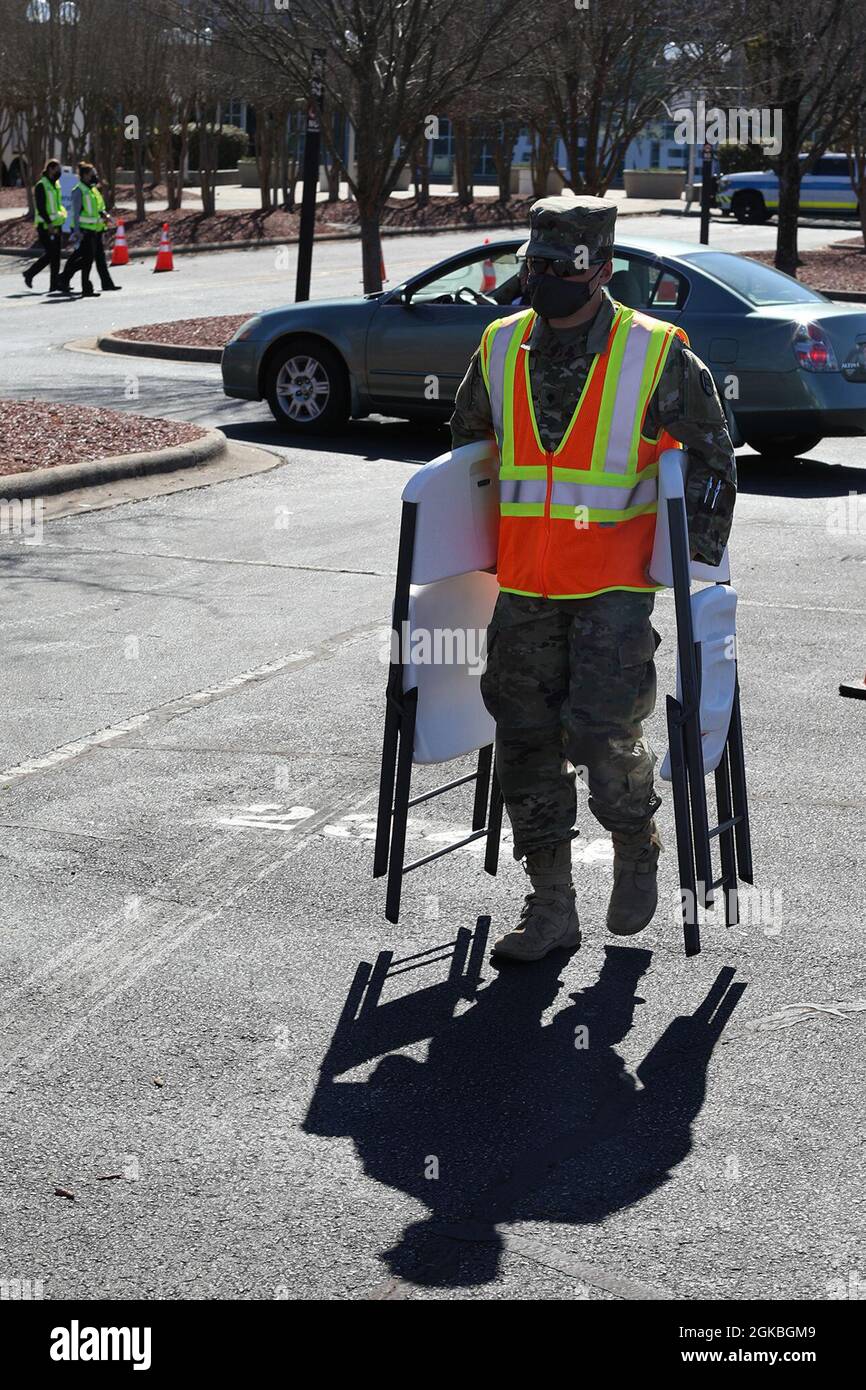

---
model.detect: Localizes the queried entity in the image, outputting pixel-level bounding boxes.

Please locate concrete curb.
[0,427,226,499]
[0,203,678,261]
[98,332,222,363]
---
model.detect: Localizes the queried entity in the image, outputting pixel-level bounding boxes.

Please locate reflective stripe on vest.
[79,183,106,230]
[35,176,66,228]
[480,304,688,599]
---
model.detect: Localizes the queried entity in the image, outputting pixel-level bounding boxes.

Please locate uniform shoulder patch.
[700,368,715,396]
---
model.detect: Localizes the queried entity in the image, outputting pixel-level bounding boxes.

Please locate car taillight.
[793,322,838,372]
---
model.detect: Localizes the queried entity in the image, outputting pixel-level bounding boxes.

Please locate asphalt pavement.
[0,221,864,1301]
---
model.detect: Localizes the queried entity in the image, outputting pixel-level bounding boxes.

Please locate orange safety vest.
[480,303,688,599]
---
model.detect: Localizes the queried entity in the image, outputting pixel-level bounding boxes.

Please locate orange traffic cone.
[480,236,496,293]
[380,248,387,284]
[110,219,129,267]
[153,223,174,273]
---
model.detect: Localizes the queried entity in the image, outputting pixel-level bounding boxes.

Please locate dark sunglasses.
[524,255,606,278]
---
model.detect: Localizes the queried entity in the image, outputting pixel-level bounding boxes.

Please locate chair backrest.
[401,441,499,584]
[660,584,738,780]
[649,449,731,586]
[403,572,499,764]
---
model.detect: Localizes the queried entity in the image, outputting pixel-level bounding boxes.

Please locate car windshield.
[411,250,520,303]
[687,252,827,306]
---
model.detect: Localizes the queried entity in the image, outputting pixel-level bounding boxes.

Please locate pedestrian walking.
[450,194,738,961]
[23,160,66,293]
[57,162,120,297]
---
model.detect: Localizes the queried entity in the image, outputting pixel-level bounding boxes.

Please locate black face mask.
[528,263,605,319]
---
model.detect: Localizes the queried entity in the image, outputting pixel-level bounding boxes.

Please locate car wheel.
[732,190,769,224]
[744,433,823,460]
[265,337,349,434]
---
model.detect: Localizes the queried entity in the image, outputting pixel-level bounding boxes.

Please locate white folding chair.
[650,449,753,954]
[374,442,504,923]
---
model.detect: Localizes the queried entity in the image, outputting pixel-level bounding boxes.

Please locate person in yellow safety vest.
[450,194,738,961]
[23,160,67,293]
[57,162,120,297]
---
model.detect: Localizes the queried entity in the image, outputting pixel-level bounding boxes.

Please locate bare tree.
[839,60,866,248]
[734,0,853,274]
[526,0,731,196]
[208,0,524,292]
[2,0,87,214]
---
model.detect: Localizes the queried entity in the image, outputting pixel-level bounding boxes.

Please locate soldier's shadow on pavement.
[303,922,746,1290]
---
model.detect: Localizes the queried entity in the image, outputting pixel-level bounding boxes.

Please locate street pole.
[700,141,713,245]
[295,47,325,303]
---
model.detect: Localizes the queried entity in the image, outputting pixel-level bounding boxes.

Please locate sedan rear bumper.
[733,366,866,438]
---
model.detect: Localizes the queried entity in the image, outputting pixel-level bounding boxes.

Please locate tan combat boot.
[606,821,663,935]
[493,842,580,961]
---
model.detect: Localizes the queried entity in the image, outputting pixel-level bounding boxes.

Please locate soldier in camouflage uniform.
[450,194,737,962]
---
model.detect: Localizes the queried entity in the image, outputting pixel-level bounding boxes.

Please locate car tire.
[265,337,349,434]
[732,190,770,225]
[744,433,823,460]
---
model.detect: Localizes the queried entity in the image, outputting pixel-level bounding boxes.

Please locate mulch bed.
[0,400,207,475]
[116,315,251,347]
[0,188,27,208]
[1,193,533,251]
[745,236,866,293]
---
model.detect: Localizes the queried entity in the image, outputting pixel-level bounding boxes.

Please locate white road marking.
[219,805,317,832]
[219,804,615,866]
[0,651,313,787]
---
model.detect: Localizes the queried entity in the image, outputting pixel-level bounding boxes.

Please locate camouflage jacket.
[449,292,737,567]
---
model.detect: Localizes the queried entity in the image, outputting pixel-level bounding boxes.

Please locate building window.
[221,99,245,129]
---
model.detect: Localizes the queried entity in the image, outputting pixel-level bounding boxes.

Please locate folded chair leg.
[385,688,418,925]
[667,695,700,956]
[373,698,400,879]
[484,759,503,876]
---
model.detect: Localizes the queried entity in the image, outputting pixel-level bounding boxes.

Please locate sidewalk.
[0,183,687,223]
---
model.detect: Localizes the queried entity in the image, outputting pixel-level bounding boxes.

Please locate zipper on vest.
[540,449,553,598]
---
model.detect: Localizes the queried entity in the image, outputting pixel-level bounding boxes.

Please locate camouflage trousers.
[480,590,662,859]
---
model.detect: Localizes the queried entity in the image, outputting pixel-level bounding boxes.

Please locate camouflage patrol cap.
[520,193,617,264]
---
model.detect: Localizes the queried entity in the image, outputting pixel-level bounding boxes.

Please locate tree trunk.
[492,120,516,202]
[173,120,188,211]
[531,127,553,198]
[452,118,473,207]
[257,108,273,212]
[358,204,384,294]
[327,155,340,201]
[775,99,802,275]
[416,148,430,208]
[133,138,146,223]
[198,116,217,218]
